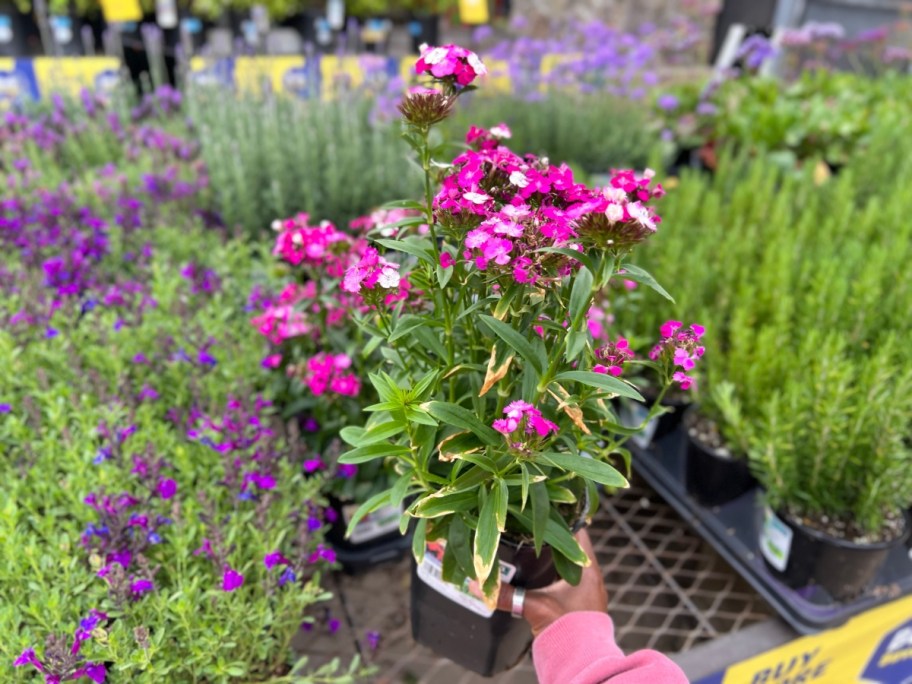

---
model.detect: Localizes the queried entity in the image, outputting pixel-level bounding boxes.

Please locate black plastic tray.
[632,430,912,634]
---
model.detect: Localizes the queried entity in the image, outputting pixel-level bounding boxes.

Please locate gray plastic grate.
[294,474,773,683]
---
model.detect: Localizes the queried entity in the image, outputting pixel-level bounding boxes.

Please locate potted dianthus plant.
[251,210,425,570]
[336,45,703,675]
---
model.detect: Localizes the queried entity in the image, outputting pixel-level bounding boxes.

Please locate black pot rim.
[683,404,747,461]
[777,508,911,551]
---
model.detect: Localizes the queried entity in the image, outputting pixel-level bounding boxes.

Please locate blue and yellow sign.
[32,57,120,98]
[696,594,912,684]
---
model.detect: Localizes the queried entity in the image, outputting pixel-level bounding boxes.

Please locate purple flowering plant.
[335,47,705,597]
[1,93,365,682]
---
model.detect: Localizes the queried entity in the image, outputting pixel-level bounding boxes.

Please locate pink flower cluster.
[433,127,665,285]
[493,400,559,441]
[272,213,354,277]
[649,321,706,390]
[415,44,487,86]
[341,246,401,295]
[594,337,634,377]
[303,353,361,397]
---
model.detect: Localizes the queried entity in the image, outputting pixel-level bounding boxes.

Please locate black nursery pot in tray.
[411,539,557,677]
[325,496,411,572]
[760,508,910,602]
[683,408,756,507]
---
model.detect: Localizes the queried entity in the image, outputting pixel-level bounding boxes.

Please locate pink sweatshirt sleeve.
[531,612,689,684]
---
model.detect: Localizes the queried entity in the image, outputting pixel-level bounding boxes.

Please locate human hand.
[496,528,607,637]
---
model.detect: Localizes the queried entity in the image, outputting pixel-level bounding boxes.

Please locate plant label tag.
[417,542,516,618]
[50,16,73,46]
[760,508,792,572]
[342,503,401,545]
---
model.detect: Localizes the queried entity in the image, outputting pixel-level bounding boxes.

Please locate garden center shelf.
[632,431,912,635]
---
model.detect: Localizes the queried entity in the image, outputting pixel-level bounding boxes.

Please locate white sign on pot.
[760,508,793,573]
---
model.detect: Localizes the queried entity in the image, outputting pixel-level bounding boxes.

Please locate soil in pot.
[410,538,557,676]
[684,408,756,507]
[760,508,910,602]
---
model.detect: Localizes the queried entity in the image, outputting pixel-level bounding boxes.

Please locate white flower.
[501,204,530,219]
[643,168,656,179]
[509,171,530,188]
[605,204,624,223]
[627,202,656,231]
[423,47,448,65]
[291,232,303,246]
[467,52,487,75]
[271,220,282,231]
[603,187,627,203]
[490,123,512,139]
[463,191,491,205]
[377,263,401,289]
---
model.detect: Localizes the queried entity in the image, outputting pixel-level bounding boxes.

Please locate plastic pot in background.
[410,538,557,676]
[760,508,910,602]
[325,495,411,572]
[683,407,756,507]
[49,12,83,55]
[617,392,691,450]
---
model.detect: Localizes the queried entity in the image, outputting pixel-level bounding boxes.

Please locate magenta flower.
[261,353,282,369]
[193,538,214,557]
[130,578,154,597]
[157,478,177,500]
[341,247,401,295]
[264,550,291,569]
[415,44,487,86]
[493,401,559,439]
[221,566,244,592]
[439,252,455,269]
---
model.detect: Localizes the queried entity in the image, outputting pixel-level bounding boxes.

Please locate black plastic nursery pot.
[410,538,558,677]
[325,496,411,572]
[683,409,756,508]
[760,509,910,602]
[616,394,690,449]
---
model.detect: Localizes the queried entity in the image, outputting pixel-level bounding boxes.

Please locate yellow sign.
[98,0,142,24]
[32,58,120,98]
[0,58,21,111]
[235,56,307,97]
[697,594,912,684]
[459,0,489,25]
[320,55,365,99]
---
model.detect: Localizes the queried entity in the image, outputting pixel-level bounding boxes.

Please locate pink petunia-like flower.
[415,44,487,86]
[649,322,706,390]
[221,566,245,592]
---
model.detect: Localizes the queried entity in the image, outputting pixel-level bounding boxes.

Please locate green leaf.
[369,371,402,404]
[479,314,543,375]
[536,246,599,276]
[404,406,439,427]
[409,370,440,401]
[530,481,549,555]
[389,315,431,342]
[569,266,594,326]
[565,330,590,363]
[553,370,644,401]
[412,326,449,360]
[412,518,428,564]
[520,463,531,510]
[537,452,628,487]
[338,443,410,465]
[474,488,501,582]
[510,506,588,565]
[493,479,508,532]
[390,471,413,508]
[444,515,475,582]
[620,263,675,303]
[380,199,425,211]
[345,490,392,538]
[414,489,478,518]
[424,400,501,446]
[375,238,435,266]
[341,421,404,447]
[339,426,366,447]
[552,548,584,585]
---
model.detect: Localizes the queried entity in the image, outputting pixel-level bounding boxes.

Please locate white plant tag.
[417,542,516,618]
[760,508,793,572]
[343,503,402,544]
